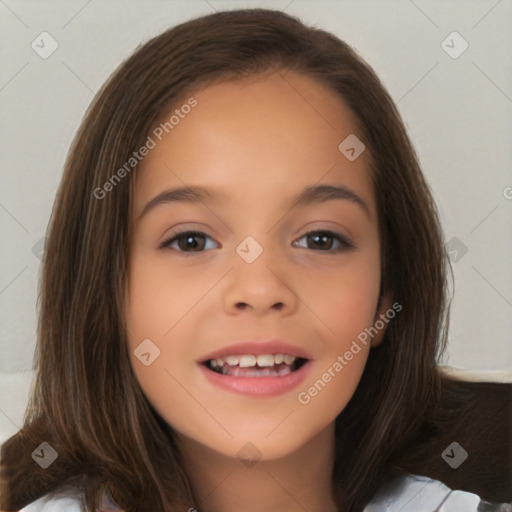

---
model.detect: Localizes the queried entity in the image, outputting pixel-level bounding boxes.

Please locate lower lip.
[199,361,313,397]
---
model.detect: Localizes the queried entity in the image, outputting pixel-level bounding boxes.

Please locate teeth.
[239,355,257,368]
[208,353,298,369]
[274,354,284,364]
[225,355,239,366]
[256,354,274,367]
[283,354,295,365]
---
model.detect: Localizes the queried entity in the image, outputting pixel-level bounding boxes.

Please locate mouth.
[197,341,314,396]
[201,353,309,377]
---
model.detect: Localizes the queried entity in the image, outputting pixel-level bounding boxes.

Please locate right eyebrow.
[136,186,226,223]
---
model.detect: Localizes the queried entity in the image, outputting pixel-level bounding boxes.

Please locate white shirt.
[364,473,511,511]
[18,473,512,511]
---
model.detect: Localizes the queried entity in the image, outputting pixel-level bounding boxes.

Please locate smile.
[203,353,308,377]
[199,353,312,396]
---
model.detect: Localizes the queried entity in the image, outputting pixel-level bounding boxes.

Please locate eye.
[293,230,355,253]
[160,231,218,253]
[160,229,355,255]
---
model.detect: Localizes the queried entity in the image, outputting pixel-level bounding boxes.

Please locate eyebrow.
[136,183,370,222]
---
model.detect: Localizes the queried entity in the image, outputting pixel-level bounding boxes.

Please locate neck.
[176,422,339,512]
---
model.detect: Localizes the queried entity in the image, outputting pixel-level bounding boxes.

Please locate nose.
[222,247,298,317]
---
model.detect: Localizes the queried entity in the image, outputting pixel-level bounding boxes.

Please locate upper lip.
[198,340,313,363]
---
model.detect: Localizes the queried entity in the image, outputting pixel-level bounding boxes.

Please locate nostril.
[233,302,284,311]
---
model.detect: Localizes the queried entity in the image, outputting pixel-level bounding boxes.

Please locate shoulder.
[364,473,512,511]
[16,491,85,512]
[15,484,125,512]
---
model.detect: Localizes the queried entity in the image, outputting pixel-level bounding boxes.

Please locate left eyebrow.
[136,183,370,223]
[289,184,370,218]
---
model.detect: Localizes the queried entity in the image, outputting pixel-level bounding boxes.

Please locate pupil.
[310,233,331,250]
[180,234,203,251]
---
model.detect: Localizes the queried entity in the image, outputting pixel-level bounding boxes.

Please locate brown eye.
[294,230,355,252]
[160,229,355,255]
[160,231,217,253]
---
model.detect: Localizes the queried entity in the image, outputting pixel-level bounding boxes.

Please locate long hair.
[1,8,456,511]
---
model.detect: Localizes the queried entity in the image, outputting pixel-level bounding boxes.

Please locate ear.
[370,290,393,348]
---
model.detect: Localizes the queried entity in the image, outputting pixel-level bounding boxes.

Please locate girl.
[0,8,510,512]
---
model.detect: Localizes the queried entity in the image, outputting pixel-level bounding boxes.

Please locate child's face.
[125,70,388,461]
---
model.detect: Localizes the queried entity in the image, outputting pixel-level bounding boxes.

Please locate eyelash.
[159,230,355,255]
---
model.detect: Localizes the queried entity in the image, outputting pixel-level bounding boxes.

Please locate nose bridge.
[224,233,296,314]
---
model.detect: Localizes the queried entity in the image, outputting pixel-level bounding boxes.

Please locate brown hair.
[0,8,499,511]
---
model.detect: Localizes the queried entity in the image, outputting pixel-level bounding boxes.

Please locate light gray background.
[1,0,511,443]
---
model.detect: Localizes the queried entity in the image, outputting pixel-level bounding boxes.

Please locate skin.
[125,69,392,512]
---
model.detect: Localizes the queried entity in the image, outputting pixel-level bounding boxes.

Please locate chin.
[179,420,325,464]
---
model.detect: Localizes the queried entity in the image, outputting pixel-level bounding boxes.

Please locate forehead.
[133,70,375,220]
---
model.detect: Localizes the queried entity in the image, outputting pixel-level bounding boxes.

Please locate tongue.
[222,363,292,377]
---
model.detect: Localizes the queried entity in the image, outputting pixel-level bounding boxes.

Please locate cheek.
[125,251,213,346]
[294,252,380,411]
[125,253,214,421]
[295,287,377,424]
[304,250,381,342]
[125,260,196,438]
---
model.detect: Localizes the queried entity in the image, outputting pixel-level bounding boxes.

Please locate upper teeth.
[210,354,296,368]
